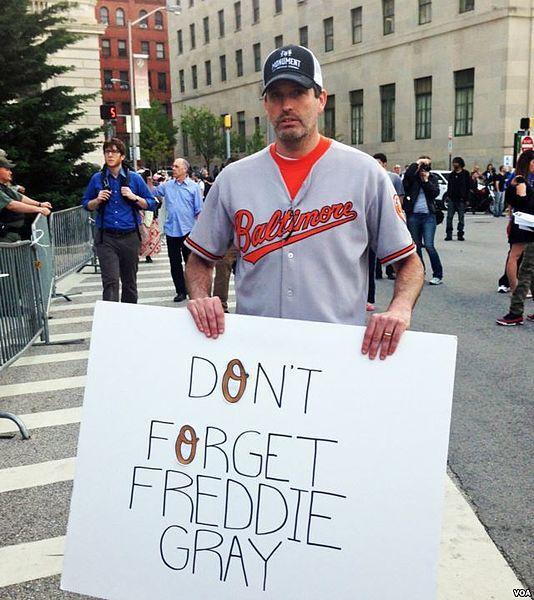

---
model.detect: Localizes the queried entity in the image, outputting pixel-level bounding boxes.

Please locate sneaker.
[527,314,534,322]
[496,313,524,326]
[497,285,510,293]
[429,277,443,285]
[527,291,533,299]
[457,235,465,241]
[444,236,453,241]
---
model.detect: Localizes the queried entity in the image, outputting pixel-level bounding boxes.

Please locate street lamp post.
[127,1,181,170]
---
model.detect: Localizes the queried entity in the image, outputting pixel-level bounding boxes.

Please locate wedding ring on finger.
[383,332,393,338]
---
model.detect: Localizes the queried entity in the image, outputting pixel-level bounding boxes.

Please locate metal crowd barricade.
[0,240,43,439]
[50,206,94,295]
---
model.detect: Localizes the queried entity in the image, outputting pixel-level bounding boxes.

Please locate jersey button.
[287,289,293,297]
[288,252,294,259]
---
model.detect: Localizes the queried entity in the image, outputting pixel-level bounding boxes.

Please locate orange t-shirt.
[270,136,332,200]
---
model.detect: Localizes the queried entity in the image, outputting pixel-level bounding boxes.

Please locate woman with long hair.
[496,150,534,325]
[137,168,162,263]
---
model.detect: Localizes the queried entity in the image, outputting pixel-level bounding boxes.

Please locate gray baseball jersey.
[185,140,415,326]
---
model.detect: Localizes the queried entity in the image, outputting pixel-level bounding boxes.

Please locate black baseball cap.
[262,45,323,94]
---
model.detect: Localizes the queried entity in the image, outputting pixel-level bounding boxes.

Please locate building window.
[119,70,129,89]
[203,16,210,44]
[253,43,261,72]
[156,43,165,59]
[190,23,196,49]
[454,68,474,136]
[380,83,395,142]
[220,55,227,81]
[415,76,432,139]
[324,95,336,138]
[103,69,113,89]
[252,0,260,23]
[148,70,153,89]
[383,0,394,35]
[179,69,185,93]
[205,60,212,85]
[191,65,198,89]
[236,49,243,77]
[158,72,167,91]
[117,40,127,57]
[234,1,241,30]
[154,11,163,29]
[177,30,183,54]
[237,111,246,151]
[122,102,131,115]
[299,26,308,47]
[139,10,148,28]
[459,0,474,12]
[116,8,125,26]
[218,9,225,37]
[274,35,283,49]
[101,38,111,57]
[140,41,149,57]
[419,0,431,24]
[324,17,334,52]
[254,116,260,131]
[99,6,109,24]
[350,90,363,145]
[351,7,362,44]
[274,0,282,14]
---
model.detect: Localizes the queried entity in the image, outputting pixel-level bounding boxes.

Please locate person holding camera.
[82,138,157,303]
[403,156,443,285]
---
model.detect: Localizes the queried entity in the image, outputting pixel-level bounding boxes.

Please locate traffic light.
[520,117,531,130]
[100,104,117,120]
[222,114,232,129]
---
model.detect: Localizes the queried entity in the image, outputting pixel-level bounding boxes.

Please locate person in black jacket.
[403,156,443,285]
[445,156,471,241]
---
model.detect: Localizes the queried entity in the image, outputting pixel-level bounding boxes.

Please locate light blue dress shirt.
[154,177,203,237]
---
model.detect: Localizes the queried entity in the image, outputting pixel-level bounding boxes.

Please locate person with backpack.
[82,138,157,303]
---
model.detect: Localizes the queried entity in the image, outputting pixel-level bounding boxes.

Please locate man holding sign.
[185,45,423,359]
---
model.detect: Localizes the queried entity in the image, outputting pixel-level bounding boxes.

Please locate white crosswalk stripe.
[0,458,75,493]
[0,376,86,399]
[13,350,90,367]
[0,407,82,434]
[0,537,65,588]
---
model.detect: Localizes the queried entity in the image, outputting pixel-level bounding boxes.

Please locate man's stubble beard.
[275,121,312,147]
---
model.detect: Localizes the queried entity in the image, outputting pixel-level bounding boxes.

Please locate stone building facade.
[168,0,534,169]
[33,0,106,165]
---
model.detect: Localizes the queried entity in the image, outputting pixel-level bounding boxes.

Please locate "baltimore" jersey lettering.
[235,201,358,264]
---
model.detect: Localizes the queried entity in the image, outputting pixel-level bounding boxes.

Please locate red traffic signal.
[100,104,117,120]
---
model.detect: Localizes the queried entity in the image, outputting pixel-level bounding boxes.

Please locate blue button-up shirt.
[154,177,203,237]
[82,167,157,230]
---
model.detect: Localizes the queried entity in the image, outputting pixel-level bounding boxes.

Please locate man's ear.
[317,89,328,113]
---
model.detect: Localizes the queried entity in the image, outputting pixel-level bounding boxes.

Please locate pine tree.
[0,0,99,208]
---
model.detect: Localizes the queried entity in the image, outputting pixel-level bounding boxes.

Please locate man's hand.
[361,307,411,360]
[39,206,51,217]
[187,296,225,339]
[40,201,53,209]
[97,190,111,204]
[121,186,137,201]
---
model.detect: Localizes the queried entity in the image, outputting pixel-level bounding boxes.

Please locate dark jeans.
[446,200,466,236]
[95,231,140,303]
[167,234,191,295]
[407,213,443,279]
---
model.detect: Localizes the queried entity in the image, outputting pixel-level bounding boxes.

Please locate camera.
[419,163,431,172]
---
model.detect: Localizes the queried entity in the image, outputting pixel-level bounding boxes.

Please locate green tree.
[180,106,222,171]
[139,100,178,171]
[0,0,100,208]
[246,127,266,155]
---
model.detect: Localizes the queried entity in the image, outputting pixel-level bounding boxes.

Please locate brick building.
[96,0,172,143]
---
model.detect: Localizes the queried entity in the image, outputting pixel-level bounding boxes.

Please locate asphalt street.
[374,213,534,590]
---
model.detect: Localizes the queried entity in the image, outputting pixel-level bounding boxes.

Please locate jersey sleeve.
[184,177,234,262]
[367,168,416,266]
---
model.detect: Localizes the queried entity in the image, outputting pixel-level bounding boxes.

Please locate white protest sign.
[61,302,456,600]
